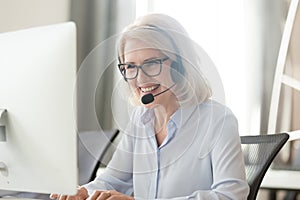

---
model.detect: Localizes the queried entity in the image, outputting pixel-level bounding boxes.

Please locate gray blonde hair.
[117,13,212,107]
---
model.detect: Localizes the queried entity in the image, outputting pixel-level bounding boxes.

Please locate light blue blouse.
[84,100,250,199]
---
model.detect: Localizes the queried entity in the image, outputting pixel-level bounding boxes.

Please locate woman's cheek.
[128,83,139,97]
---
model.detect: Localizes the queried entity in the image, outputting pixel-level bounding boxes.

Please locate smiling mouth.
[140,84,160,93]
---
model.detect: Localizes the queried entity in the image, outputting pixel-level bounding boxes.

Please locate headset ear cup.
[171,61,183,83]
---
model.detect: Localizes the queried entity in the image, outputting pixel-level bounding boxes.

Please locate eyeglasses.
[118,57,169,80]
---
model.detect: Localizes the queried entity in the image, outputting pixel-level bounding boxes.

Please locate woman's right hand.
[50,186,89,200]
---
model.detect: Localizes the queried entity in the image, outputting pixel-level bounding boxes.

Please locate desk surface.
[0,198,40,200]
[261,169,300,190]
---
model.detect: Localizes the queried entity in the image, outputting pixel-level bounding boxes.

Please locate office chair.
[78,129,119,185]
[241,133,289,200]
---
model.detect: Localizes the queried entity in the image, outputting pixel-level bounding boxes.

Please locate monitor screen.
[0,22,78,195]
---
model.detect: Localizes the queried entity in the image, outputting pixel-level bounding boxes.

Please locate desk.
[1,196,45,200]
[261,169,300,190]
[0,192,49,200]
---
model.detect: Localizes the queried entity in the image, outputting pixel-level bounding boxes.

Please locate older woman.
[51,13,249,200]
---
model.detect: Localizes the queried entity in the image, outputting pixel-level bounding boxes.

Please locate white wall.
[0,0,71,33]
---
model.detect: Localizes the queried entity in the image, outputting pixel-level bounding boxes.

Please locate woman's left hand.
[87,190,134,200]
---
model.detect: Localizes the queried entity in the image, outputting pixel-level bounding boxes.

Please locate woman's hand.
[49,186,89,200]
[88,190,134,200]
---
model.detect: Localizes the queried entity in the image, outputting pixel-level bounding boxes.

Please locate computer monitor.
[0,22,78,195]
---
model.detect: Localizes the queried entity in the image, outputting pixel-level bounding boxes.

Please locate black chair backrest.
[78,129,119,185]
[241,133,289,200]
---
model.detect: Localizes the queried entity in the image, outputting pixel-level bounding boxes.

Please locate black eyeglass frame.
[118,57,169,80]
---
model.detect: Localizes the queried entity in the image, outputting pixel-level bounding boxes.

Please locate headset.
[145,24,185,83]
[118,24,185,83]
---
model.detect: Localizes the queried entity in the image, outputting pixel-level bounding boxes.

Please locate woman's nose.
[136,68,150,83]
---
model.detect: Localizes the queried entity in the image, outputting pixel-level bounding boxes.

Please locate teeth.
[141,86,157,92]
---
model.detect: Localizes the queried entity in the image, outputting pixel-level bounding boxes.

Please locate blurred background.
[0,0,299,199]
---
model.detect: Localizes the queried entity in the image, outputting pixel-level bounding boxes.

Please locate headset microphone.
[141,84,176,104]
